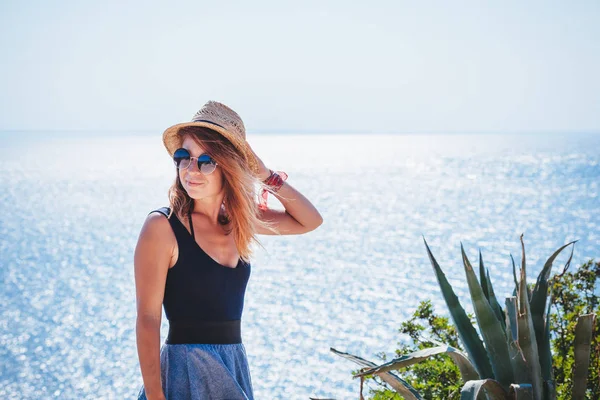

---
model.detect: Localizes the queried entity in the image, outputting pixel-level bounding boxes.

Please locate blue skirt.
[137,343,254,400]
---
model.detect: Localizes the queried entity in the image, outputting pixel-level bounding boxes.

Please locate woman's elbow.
[306,214,324,232]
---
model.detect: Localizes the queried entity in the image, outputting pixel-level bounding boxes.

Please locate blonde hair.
[166,126,280,263]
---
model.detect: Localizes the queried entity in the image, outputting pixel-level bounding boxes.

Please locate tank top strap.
[148,207,189,242]
[148,206,171,218]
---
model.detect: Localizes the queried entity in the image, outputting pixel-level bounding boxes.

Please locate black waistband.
[166,319,242,344]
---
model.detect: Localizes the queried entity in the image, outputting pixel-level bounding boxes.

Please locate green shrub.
[363,259,599,399]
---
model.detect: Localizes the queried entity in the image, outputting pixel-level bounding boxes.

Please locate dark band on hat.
[192,119,226,129]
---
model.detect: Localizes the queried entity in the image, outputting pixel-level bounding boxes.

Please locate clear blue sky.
[1,0,599,133]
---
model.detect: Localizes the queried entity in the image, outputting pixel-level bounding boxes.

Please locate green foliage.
[363,259,599,400]
[368,390,403,400]
[549,259,599,399]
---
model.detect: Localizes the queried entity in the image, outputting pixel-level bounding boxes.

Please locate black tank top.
[148,207,251,322]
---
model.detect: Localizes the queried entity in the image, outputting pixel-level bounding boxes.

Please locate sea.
[1,131,599,399]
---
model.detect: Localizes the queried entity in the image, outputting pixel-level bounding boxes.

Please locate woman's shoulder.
[142,207,176,241]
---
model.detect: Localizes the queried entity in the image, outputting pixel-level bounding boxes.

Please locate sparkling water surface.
[1,131,599,399]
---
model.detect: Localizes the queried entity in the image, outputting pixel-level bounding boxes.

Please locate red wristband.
[259,170,288,211]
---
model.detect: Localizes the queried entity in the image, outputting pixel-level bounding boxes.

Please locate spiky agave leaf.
[329,347,423,399]
[461,244,514,389]
[571,314,596,400]
[530,241,576,313]
[478,253,506,332]
[505,297,528,380]
[485,268,506,332]
[354,345,475,378]
[460,379,510,399]
[511,253,519,297]
[418,336,480,381]
[423,237,494,379]
[479,250,490,301]
[505,297,518,344]
[516,235,543,400]
[540,291,556,400]
[530,240,576,384]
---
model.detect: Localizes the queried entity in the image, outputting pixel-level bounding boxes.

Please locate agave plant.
[331,235,597,399]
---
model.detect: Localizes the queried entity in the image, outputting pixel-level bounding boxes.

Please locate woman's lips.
[187,181,204,186]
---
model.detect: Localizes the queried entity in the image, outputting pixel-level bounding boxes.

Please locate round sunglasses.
[173,148,219,175]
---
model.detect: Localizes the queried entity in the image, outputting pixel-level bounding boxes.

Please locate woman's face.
[178,135,224,199]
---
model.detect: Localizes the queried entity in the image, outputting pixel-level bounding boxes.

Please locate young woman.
[134,100,323,400]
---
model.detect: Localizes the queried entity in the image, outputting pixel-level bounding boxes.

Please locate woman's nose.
[187,160,201,173]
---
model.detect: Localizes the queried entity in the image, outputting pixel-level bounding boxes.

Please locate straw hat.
[162,100,260,174]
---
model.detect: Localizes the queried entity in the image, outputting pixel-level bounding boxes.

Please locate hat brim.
[162,121,260,174]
